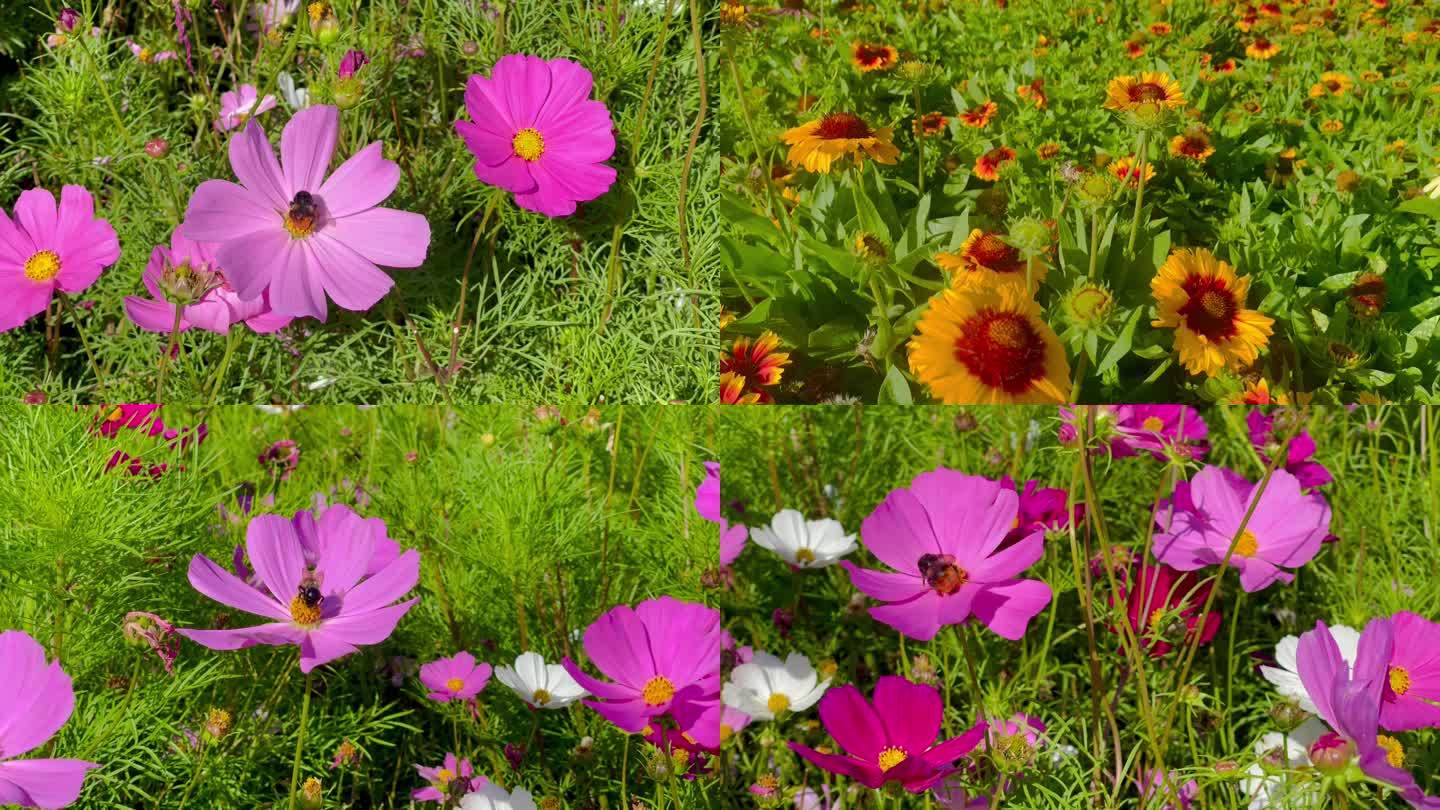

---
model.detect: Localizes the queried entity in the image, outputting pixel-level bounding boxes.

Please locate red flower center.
[1177,276,1239,341]
[1180,136,1210,156]
[816,112,872,140]
[953,310,1048,394]
[968,233,1023,272]
[1128,82,1167,102]
[854,44,892,66]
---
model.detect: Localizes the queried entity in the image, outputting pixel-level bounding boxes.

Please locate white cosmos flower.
[277,72,310,110]
[460,782,536,810]
[1259,624,1359,713]
[722,651,830,721]
[749,509,856,568]
[1239,718,1327,809]
[494,652,588,710]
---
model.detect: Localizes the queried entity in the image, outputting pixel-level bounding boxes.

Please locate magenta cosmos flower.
[215,84,277,132]
[696,461,747,566]
[124,226,292,334]
[455,54,617,217]
[182,105,431,320]
[180,506,419,673]
[1246,410,1331,491]
[1379,611,1440,731]
[1113,561,1220,657]
[1153,465,1329,592]
[562,596,721,747]
[790,676,986,792]
[0,630,99,808]
[0,185,119,331]
[419,652,493,703]
[841,469,1052,641]
[412,753,484,803]
[1296,619,1440,808]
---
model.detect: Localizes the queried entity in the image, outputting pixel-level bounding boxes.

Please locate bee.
[287,190,318,233]
[298,571,324,609]
[917,553,966,595]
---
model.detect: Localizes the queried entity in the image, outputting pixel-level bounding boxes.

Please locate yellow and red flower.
[1017,78,1048,109]
[851,41,898,72]
[1104,72,1186,114]
[720,332,791,402]
[1309,71,1353,98]
[935,229,1047,293]
[1320,119,1344,135]
[1036,142,1061,160]
[719,371,761,405]
[909,285,1071,404]
[1109,155,1156,188]
[1151,248,1274,377]
[1229,379,1290,405]
[1246,37,1281,60]
[913,111,949,137]
[959,101,998,128]
[1149,21,1172,36]
[1125,39,1147,59]
[782,112,900,173]
[974,146,1016,181]
[1169,126,1215,162]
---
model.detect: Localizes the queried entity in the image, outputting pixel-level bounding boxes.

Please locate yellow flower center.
[1377,735,1405,768]
[289,595,323,626]
[877,746,908,772]
[1142,416,1165,431]
[1389,665,1411,696]
[445,677,465,692]
[23,250,61,282]
[767,693,791,714]
[512,128,545,162]
[139,47,153,63]
[283,212,316,238]
[434,768,455,787]
[307,1,328,22]
[641,675,676,706]
[1233,530,1258,557]
[1149,607,1166,628]
[720,723,734,742]
[532,688,552,706]
[794,548,816,564]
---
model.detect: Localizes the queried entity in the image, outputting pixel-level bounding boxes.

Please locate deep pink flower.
[182,105,431,320]
[58,8,80,31]
[0,185,119,331]
[1153,465,1330,591]
[179,506,420,673]
[412,753,484,803]
[259,439,300,480]
[1111,405,1209,460]
[124,226,292,334]
[215,84,277,132]
[1246,410,1332,491]
[1111,562,1220,657]
[1001,477,1082,548]
[696,461,747,566]
[338,49,369,79]
[1296,619,1440,808]
[1379,611,1440,731]
[234,504,399,586]
[94,404,163,438]
[0,631,99,808]
[841,469,1052,641]
[455,54,617,217]
[562,596,721,747]
[123,612,181,674]
[789,676,986,792]
[419,652,493,703]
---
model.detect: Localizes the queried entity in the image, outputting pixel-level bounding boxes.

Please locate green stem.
[1127,130,1151,255]
[620,733,631,809]
[287,672,314,810]
[1088,209,1101,280]
[156,303,184,403]
[206,327,244,407]
[60,293,107,395]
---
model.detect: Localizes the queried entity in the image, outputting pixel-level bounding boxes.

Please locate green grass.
[0,0,717,404]
[0,402,721,808]
[715,404,1440,807]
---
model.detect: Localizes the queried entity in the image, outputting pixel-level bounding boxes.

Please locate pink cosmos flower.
[123,226,292,334]
[0,630,99,808]
[789,676,986,792]
[215,84,278,132]
[841,469,1053,641]
[233,503,399,586]
[1002,477,1082,548]
[0,185,119,331]
[412,753,484,803]
[1137,769,1199,810]
[1112,561,1221,657]
[696,462,747,566]
[337,50,369,79]
[126,40,176,63]
[1379,611,1440,731]
[93,404,162,438]
[1296,619,1440,808]
[419,652,493,703]
[1111,405,1209,460]
[1153,465,1330,592]
[182,105,431,320]
[562,596,721,748]
[179,506,420,673]
[1246,410,1331,491]
[455,54,617,217]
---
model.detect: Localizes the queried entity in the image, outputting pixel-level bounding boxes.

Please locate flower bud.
[1309,732,1354,774]
[299,777,323,810]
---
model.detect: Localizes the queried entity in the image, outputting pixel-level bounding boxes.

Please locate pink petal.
[326,207,430,269]
[869,592,944,641]
[244,307,295,333]
[789,744,886,789]
[841,561,926,602]
[55,186,118,268]
[299,633,359,673]
[0,274,54,331]
[534,58,595,128]
[0,758,99,809]
[14,188,59,246]
[183,299,236,334]
[281,105,340,195]
[246,514,306,604]
[179,622,305,652]
[974,530,1044,581]
[455,120,515,168]
[230,120,289,210]
[580,696,653,733]
[255,95,278,116]
[0,632,73,759]
[817,684,885,762]
[267,239,330,320]
[311,504,375,596]
[317,142,399,218]
[491,54,551,128]
[303,237,392,312]
[183,179,278,244]
[462,75,518,135]
[0,208,36,266]
[318,597,418,646]
[141,245,168,298]
[873,676,942,753]
[185,553,289,621]
[340,549,419,614]
[969,579,1051,640]
[561,659,635,701]
[541,101,616,163]
[474,154,538,195]
[518,158,616,216]
[125,295,187,332]
[582,604,657,688]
